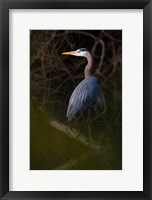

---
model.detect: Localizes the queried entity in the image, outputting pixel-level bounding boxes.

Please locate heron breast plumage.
[66,76,101,121]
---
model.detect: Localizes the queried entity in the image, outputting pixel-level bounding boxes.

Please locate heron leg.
[74,113,82,132]
[74,117,78,129]
[87,109,99,143]
[87,109,93,141]
[81,113,86,132]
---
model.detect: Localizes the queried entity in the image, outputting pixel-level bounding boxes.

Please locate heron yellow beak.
[62,51,76,55]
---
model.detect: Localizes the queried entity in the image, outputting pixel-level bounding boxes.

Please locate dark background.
[30,30,122,170]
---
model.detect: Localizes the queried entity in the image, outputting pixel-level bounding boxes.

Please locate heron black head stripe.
[79,48,88,52]
[76,48,88,52]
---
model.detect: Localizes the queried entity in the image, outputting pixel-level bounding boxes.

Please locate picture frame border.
[0,0,151,199]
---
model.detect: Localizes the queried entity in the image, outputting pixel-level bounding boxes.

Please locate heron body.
[67,76,100,121]
[62,48,101,122]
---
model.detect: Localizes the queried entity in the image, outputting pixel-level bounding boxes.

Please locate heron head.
[62,48,88,57]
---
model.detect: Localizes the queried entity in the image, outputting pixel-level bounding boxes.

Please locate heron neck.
[84,53,92,78]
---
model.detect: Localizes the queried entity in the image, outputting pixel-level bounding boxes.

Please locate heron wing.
[67,76,100,121]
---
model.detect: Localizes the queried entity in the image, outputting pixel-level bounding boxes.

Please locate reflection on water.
[30,103,122,170]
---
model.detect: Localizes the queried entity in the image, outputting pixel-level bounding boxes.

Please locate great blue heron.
[62,48,101,141]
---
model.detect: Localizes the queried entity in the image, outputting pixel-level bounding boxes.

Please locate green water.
[30,103,122,170]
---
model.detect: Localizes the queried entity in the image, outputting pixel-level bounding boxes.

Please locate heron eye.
[77,49,81,53]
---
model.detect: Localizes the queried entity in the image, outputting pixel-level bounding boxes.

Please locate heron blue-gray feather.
[66,76,101,121]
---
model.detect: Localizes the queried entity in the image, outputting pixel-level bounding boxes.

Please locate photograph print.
[30,30,122,170]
